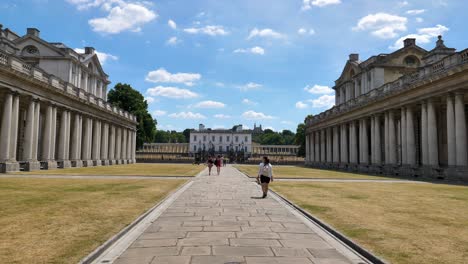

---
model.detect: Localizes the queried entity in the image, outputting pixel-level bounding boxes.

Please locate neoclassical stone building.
[305,37,468,180]
[0,26,137,172]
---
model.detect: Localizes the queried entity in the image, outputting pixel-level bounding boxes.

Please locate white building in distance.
[189,124,252,155]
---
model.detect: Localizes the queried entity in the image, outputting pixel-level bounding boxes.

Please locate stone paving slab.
[113,166,369,264]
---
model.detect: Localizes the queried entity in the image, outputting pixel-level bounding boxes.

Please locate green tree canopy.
[107,83,156,149]
[295,123,306,157]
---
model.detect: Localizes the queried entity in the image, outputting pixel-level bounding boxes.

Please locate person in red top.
[215,155,222,175]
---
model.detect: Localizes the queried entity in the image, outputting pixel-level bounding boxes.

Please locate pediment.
[81,54,108,78]
[13,36,66,57]
[335,61,361,85]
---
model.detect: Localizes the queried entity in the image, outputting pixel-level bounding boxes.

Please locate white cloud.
[237,82,263,91]
[81,1,157,34]
[390,24,449,49]
[304,84,334,94]
[242,110,274,120]
[152,110,167,116]
[194,100,226,108]
[353,13,407,39]
[242,98,258,105]
[416,17,424,23]
[146,86,199,99]
[74,48,118,65]
[298,28,315,35]
[183,25,229,36]
[247,28,285,40]
[215,82,225,87]
[309,95,335,108]
[214,114,231,119]
[302,0,341,10]
[166,36,180,46]
[146,68,201,86]
[168,19,177,30]
[281,120,294,125]
[145,96,156,104]
[233,46,265,55]
[397,1,409,7]
[169,111,206,119]
[406,9,426,15]
[296,101,308,109]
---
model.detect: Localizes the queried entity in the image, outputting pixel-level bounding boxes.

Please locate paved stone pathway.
[114,166,368,264]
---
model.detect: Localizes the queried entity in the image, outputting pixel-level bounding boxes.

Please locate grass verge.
[14,163,203,176]
[235,165,392,180]
[271,181,468,264]
[0,178,186,263]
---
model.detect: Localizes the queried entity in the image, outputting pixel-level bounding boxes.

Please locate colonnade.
[305,93,468,178]
[0,91,137,172]
[252,145,299,156]
[140,143,189,154]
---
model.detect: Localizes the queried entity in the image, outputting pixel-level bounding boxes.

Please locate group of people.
[206,155,273,199]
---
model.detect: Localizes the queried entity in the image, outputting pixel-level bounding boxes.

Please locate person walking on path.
[207,156,214,176]
[257,156,273,198]
[215,155,222,175]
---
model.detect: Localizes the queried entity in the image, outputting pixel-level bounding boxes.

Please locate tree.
[107,83,156,149]
[295,123,306,157]
[182,129,191,142]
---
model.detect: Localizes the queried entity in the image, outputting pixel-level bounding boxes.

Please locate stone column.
[50,107,57,162]
[101,123,109,165]
[310,133,315,164]
[401,108,407,165]
[406,107,416,166]
[371,116,375,164]
[349,121,358,164]
[122,128,128,164]
[388,110,397,164]
[116,127,122,164]
[9,94,19,165]
[57,109,72,168]
[326,128,332,163]
[82,117,93,167]
[32,100,41,164]
[41,104,57,169]
[127,129,132,163]
[305,133,310,164]
[374,115,381,164]
[70,113,83,167]
[109,125,116,165]
[455,93,467,166]
[22,98,40,171]
[340,124,349,164]
[320,130,325,163]
[447,95,456,166]
[333,126,340,163]
[384,112,389,163]
[314,132,320,162]
[92,119,102,166]
[0,92,20,172]
[427,99,439,166]
[421,101,429,165]
[361,119,369,164]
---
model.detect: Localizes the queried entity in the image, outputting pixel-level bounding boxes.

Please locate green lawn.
[272,181,468,264]
[14,163,203,176]
[236,165,392,180]
[0,178,186,263]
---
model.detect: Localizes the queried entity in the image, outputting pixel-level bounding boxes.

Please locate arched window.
[403,56,420,67]
[21,45,40,56]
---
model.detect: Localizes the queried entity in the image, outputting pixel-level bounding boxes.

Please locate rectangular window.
[227,136,230,142]
[194,146,197,151]
[235,136,239,143]
[219,136,222,142]
[219,146,223,152]
[194,135,197,141]
[203,135,206,142]
[245,136,248,142]
[212,136,215,142]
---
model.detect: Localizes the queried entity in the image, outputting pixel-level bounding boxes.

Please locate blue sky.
[2,0,467,131]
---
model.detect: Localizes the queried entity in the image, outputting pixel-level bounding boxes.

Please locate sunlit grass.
[15,163,203,176]
[272,182,468,264]
[0,178,186,263]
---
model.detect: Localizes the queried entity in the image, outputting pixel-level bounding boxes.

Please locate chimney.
[85,47,95,54]
[26,28,40,37]
[404,38,416,47]
[349,53,359,61]
[199,124,205,131]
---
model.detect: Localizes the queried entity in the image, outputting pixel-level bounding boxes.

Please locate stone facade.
[305,37,468,181]
[0,26,137,173]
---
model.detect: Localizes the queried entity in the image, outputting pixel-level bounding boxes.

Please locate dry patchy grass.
[272,181,468,264]
[0,178,186,263]
[15,163,203,176]
[236,165,392,180]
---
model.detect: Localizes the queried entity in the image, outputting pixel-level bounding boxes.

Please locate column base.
[109,160,116,165]
[0,161,20,173]
[122,160,128,165]
[24,161,41,171]
[58,160,72,169]
[93,160,102,166]
[116,160,122,165]
[102,160,110,166]
[71,160,83,168]
[42,160,58,170]
[82,160,94,167]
